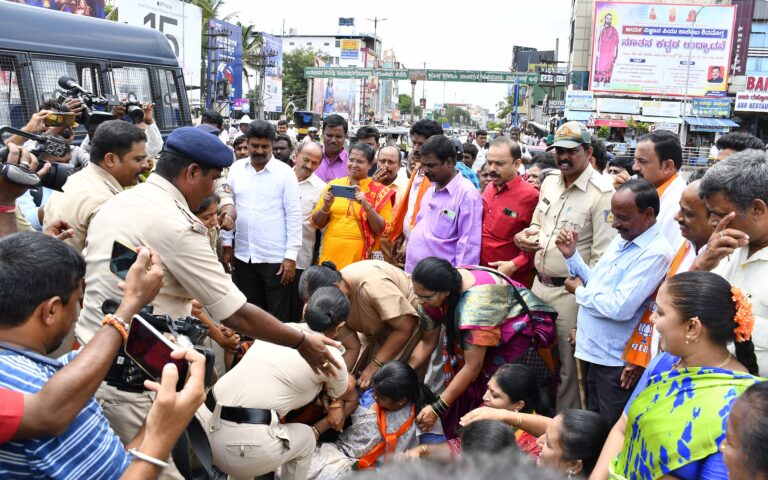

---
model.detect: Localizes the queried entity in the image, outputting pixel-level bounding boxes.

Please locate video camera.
[56,76,146,128]
[0,126,74,191]
[101,299,215,392]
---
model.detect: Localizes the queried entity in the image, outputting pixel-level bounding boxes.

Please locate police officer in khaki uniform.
[197,122,236,231]
[43,120,149,253]
[77,127,340,479]
[515,122,615,411]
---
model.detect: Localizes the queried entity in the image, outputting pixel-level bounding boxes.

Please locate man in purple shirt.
[314,114,349,183]
[405,135,482,272]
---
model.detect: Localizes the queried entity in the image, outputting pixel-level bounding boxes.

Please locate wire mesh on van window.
[158,69,183,130]
[109,66,151,105]
[0,56,28,130]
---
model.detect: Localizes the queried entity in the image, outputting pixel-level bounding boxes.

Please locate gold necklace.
[673,354,732,370]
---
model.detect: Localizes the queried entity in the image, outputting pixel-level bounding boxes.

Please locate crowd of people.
[0,97,767,480]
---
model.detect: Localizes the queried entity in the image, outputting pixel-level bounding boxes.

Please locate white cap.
[239,115,252,125]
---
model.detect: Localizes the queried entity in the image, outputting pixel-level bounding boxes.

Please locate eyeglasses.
[415,291,439,302]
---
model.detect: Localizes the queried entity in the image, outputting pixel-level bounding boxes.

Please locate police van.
[0,1,192,138]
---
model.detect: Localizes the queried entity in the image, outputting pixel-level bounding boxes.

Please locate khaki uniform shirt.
[77,173,247,344]
[213,324,347,415]
[14,208,32,232]
[341,260,419,336]
[531,165,616,278]
[215,167,233,208]
[43,163,123,253]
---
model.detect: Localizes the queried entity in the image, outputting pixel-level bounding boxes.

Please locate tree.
[398,94,421,118]
[238,22,261,96]
[283,48,327,111]
[104,0,117,20]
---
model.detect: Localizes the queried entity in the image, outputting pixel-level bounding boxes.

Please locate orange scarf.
[389,166,431,242]
[358,180,395,259]
[623,241,691,367]
[355,403,416,470]
[655,173,678,198]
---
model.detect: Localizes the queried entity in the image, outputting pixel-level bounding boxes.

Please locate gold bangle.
[372,357,384,368]
[328,401,343,410]
[515,411,522,428]
[420,444,429,457]
[321,207,331,214]
[312,426,320,438]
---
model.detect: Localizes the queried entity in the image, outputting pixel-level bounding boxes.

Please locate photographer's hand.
[63,98,85,117]
[141,103,155,125]
[43,219,75,241]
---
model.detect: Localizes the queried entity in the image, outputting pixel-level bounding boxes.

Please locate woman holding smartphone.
[310,142,394,269]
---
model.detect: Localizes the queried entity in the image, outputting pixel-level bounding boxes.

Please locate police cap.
[164,126,233,169]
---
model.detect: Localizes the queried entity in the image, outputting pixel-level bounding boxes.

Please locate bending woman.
[299,260,420,389]
[591,271,761,480]
[408,257,556,438]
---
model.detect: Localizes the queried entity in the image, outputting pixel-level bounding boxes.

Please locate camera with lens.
[56,76,116,130]
[101,300,215,392]
[0,126,74,191]
[123,93,145,124]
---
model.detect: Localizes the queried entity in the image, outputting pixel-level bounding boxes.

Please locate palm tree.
[104,0,117,21]
[189,0,236,105]
[239,22,262,96]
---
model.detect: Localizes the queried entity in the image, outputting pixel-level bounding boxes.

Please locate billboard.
[340,39,360,59]
[262,33,283,113]
[119,0,202,104]
[207,19,242,103]
[21,0,105,18]
[312,77,358,120]
[735,75,768,113]
[590,2,737,97]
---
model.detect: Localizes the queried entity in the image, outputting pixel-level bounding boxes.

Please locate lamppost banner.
[590,2,736,97]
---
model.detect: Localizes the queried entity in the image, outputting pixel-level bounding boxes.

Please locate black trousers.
[583,360,633,427]
[232,258,293,322]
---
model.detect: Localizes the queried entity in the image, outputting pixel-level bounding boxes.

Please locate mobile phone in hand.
[125,315,188,391]
[330,185,356,199]
[110,241,138,280]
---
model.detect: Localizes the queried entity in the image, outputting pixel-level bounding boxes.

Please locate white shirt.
[221,157,302,263]
[713,244,768,375]
[296,173,326,270]
[471,142,488,172]
[657,174,686,248]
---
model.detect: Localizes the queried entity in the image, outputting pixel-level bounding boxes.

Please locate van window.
[158,68,183,129]
[110,65,152,104]
[30,57,79,105]
[0,57,25,128]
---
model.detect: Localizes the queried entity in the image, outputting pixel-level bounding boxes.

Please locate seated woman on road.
[199,287,353,480]
[408,257,556,438]
[307,361,445,479]
[405,363,551,460]
[311,142,395,269]
[721,382,768,480]
[460,407,610,478]
[592,271,761,480]
[299,260,420,389]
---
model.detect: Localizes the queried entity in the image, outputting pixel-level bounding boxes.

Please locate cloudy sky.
[222,0,572,113]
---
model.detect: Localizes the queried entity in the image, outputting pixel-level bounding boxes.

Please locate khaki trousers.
[96,383,183,480]
[198,405,315,480]
[532,279,581,411]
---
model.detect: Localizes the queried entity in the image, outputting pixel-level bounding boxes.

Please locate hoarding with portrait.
[590,2,736,97]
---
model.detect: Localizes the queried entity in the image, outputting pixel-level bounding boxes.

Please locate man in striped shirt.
[0,232,205,479]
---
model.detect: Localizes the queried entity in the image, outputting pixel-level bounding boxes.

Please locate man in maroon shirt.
[481,136,540,286]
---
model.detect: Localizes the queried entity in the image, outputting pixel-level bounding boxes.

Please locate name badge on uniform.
[503,208,518,218]
[604,210,614,223]
[441,208,457,220]
[191,222,208,236]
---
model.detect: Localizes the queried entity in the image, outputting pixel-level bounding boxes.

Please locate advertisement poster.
[207,19,242,102]
[565,91,595,110]
[262,33,283,113]
[22,0,105,18]
[590,2,736,97]
[736,76,768,112]
[312,78,358,120]
[340,39,360,59]
[119,0,202,104]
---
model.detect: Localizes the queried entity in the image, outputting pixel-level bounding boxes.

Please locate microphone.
[57,76,89,94]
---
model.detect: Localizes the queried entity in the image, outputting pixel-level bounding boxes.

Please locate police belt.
[219,405,272,425]
[537,273,567,287]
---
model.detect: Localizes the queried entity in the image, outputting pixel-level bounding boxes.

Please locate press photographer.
[0,232,206,479]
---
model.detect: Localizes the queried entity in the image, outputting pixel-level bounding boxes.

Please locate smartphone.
[110,241,138,280]
[43,112,76,127]
[125,315,188,391]
[330,184,356,199]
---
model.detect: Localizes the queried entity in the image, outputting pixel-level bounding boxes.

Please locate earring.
[685,336,690,345]
[694,337,700,343]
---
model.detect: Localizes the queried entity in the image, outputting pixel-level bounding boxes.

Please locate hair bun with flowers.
[732,286,755,343]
